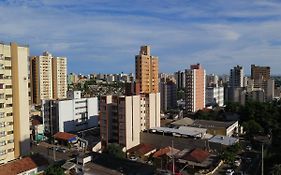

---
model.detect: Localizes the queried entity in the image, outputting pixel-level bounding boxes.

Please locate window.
[0,141,5,146]
[0,131,5,137]
[0,122,5,127]
[0,150,6,156]
[0,103,4,108]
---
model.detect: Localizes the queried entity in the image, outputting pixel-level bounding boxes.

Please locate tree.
[271,164,281,175]
[242,120,264,137]
[104,143,125,159]
[45,164,64,175]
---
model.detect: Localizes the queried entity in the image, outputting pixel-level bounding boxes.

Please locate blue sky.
[1,0,281,75]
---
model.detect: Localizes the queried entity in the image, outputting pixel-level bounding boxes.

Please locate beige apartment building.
[185,64,206,113]
[135,46,159,93]
[0,42,30,163]
[100,93,160,150]
[30,52,67,104]
[52,57,67,99]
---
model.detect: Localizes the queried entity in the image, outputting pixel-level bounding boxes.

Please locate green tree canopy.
[104,143,125,159]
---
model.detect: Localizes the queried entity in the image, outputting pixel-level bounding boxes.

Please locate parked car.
[246,145,252,151]
[234,160,241,167]
[57,147,67,153]
[129,156,138,161]
[226,169,235,175]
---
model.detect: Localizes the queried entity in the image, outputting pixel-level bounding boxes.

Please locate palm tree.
[271,164,281,175]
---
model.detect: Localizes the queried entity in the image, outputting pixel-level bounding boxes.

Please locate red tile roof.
[153,146,179,158]
[127,144,155,156]
[0,155,48,175]
[54,132,77,141]
[181,148,209,163]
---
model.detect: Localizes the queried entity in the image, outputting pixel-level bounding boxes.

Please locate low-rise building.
[42,91,98,135]
[0,155,48,175]
[191,120,239,137]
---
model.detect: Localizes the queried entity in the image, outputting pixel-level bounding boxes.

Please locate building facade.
[250,64,274,102]
[135,46,159,93]
[100,93,160,150]
[30,51,67,104]
[175,71,186,89]
[185,64,206,113]
[205,86,224,107]
[160,81,177,111]
[42,91,98,135]
[229,65,244,88]
[52,56,67,99]
[0,42,30,163]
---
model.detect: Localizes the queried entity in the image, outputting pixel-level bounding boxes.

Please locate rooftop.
[127,144,156,156]
[170,117,194,126]
[0,155,48,175]
[192,120,238,129]
[149,126,207,138]
[180,148,210,163]
[208,135,239,145]
[153,146,180,158]
[54,132,77,142]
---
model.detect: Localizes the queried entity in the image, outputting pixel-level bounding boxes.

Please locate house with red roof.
[0,154,48,175]
[127,143,156,157]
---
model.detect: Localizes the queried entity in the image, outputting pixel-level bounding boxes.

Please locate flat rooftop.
[192,120,237,129]
[149,126,207,138]
[209,135,239,146]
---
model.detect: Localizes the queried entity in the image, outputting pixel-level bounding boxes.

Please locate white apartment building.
[100,93,160,150]
[0,42,30,163]
[42,91,98,135]
[206,86,224,107]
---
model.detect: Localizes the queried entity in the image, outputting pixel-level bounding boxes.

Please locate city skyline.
[1,0,281,75]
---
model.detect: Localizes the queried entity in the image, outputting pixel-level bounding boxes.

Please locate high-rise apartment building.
[175,71,186,89]
[185,64,206,113]
[30,52,67,104]
[52,56,67,99]
[135,46,159,93]
[250,64,274,101]
[229,65,244,88]
[0,42,30,163]
[160,80,177,111]
[251,64,270,81]
[205,87,224,107]
[206,74,219,87]
[100,93,160,150]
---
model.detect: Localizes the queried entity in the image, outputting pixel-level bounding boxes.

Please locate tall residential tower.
[30,52,67,104]
[185,64,206,113]
[135,46,159,93]
[0,42,30,163]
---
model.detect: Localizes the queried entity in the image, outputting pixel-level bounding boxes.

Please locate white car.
[226,169,235,175]
[129,156,138,161]
[234,160,241,167]
[246,145,252,151]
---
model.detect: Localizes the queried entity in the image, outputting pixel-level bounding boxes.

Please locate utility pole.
[172,140,175,175]
[261,143,264,175]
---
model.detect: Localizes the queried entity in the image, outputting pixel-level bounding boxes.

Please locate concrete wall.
[11,43,30,158]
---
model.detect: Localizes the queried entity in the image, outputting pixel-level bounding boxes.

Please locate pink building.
[185,64,206,113]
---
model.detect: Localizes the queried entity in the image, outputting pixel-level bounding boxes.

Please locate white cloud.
[0,0,281,74]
